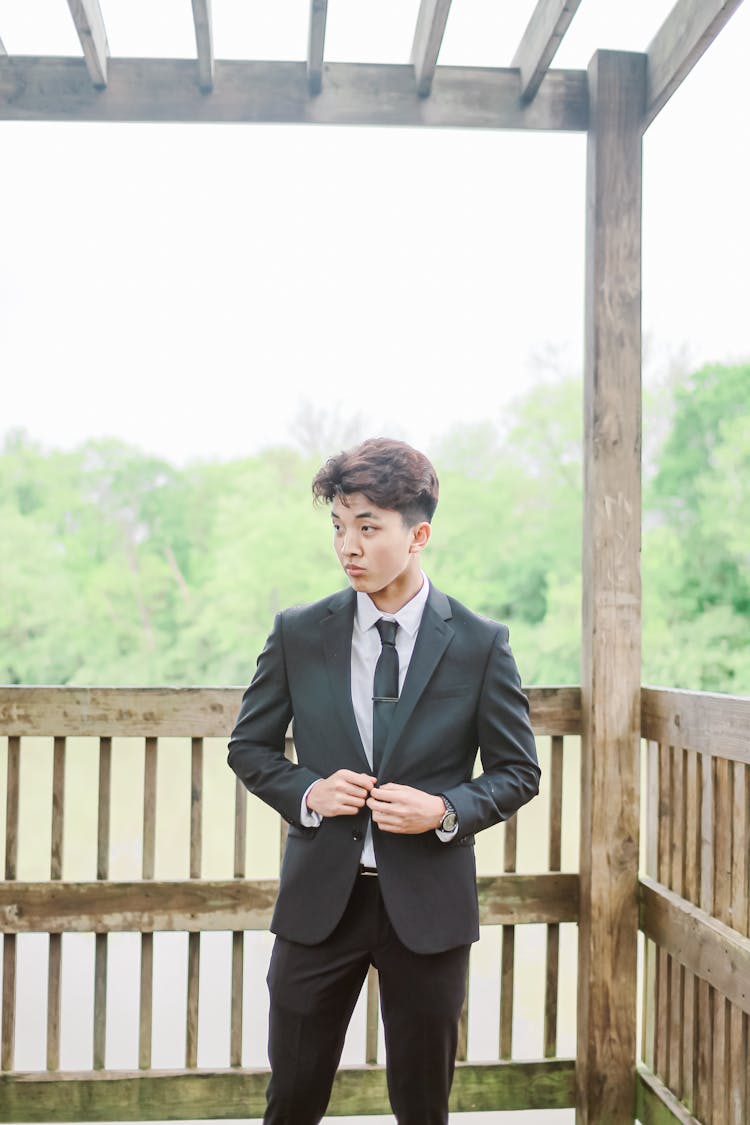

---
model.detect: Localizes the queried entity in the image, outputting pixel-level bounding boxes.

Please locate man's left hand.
[367,784,445,834]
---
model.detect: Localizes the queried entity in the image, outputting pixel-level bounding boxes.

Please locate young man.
[228,438,540,1125]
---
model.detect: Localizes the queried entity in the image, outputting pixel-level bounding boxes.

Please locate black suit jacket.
[228,583,540,954]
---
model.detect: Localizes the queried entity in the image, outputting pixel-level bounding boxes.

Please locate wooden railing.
[638,688,750,1125]
[0,685,580,1121]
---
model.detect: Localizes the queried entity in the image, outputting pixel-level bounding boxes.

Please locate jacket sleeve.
[442,625,540,838]
[227,612,322,826]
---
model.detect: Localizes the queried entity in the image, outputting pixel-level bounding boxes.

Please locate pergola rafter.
[511,0,584,104]
[190,0,214,93]
[65,0,108,88]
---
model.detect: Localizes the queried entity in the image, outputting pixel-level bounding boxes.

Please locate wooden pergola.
[1,3,748,1124]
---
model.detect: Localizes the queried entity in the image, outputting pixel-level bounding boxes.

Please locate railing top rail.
[0,685,582,738]
[642,685,750,763]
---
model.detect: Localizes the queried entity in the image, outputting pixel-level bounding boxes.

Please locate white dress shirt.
[301,573,457,865]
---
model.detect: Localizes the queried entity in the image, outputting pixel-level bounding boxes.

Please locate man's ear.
[409,521,431,553]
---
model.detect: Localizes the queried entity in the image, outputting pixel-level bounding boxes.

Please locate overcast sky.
[1,0,748,464]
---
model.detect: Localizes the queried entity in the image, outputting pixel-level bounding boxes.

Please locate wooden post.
[577,49,645,1125]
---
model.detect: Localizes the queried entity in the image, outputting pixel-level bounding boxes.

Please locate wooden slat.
[229,932,243,1069]
[365,966,379,1065]
[185,934,199,1068]
[0,872,578,933]
[411,0,452,97]
[511,0,584,104]
[47,738,66,1071]
[543,735,563,1057]
[644,0,745,128]
[681,748,700,1109]
[578,49,645,1125]
[499,815,517,1059]
[636,1064,703,1124]
[642,687,750,764]
[0,60,590,131]
[190,0,213,92]
[712,753,731,1117]
[139,738,157,1070]
[186,740,203,1068]
[695,977,712,1120]
[138,934,153,1072]
[639,877,750,1017]
[667,747,685,1092]
[94,737,111,1070]
[642,741,659,1071]
[1,737,19,1071]
[306,0,328,96]
[654,741,671,1083]
[0,1058,577,1120]
[0,684,581,737]
[65,0,108,88]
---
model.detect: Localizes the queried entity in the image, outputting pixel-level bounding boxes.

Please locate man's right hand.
[306,770,376,817]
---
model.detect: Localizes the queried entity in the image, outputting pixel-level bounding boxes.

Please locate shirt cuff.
[300,781,323,827]
[435,823,459,843]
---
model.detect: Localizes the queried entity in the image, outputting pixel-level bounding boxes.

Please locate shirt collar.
[355,572,431,638]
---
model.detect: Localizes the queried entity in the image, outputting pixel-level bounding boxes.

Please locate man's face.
[330,492,428,601]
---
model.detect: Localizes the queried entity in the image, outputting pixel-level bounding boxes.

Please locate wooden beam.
[0,59,589,131]
[640,876,750,1016]
[190,0,213,93]
[645,0,745,128]
[411,0,453,97]
[578,50,646,1125]
[0,684,580,737]
[511,0,584,104]
[636,1065,702,1124]
[0,872,579,933]
[65,0,108,88]
[641,686,750,764]
[307,0,328,96]
[0,1060,576,1121]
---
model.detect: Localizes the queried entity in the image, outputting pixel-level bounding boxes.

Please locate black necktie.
[373,618,399,773]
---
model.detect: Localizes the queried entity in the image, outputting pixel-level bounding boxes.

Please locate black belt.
[359,865,378,876]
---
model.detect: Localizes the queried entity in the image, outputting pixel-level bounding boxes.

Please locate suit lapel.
[379,586,454,776]
[320,588,370,770]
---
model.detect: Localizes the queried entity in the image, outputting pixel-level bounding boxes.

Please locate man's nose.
[342,532,362,556]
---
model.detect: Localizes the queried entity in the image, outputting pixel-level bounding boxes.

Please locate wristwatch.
[439,796,458,833]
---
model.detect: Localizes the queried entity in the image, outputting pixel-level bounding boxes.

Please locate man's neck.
[369,570,425,615]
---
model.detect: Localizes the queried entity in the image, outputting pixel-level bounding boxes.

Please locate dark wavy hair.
[312,438,439,525]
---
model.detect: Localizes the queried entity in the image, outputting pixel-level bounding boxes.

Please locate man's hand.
[306,770,376,818]
[367,783,445,834]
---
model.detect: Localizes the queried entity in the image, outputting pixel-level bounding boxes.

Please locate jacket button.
[352,832,362,841]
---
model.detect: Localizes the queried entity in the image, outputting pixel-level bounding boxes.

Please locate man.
[228,437,540,1124]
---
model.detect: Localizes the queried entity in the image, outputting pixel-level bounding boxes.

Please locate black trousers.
[264,872,470,1125]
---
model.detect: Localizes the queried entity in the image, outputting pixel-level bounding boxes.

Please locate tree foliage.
[1,362,748,692]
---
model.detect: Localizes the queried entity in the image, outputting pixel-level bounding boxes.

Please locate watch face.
[442,811,458,832]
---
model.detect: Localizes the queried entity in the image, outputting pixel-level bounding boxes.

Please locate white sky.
[1,0,748,464]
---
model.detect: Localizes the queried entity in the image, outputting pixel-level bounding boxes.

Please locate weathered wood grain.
[307,0,328,96]
[640,876,750,1017]
[645,0,745,128]
[0,738,18,1071]
[411,0,453,97]
[229,932,243,1069]
[65,0,108,88]
[0,685,580,737]
[578,48,645,1125]
[190,0,213,92]
[642,740,659,1071]
[511,0,584,103]
[0,1058,576,1120]
[0,872,578,933]
[642,687,750,764]
[499,815,517,1059]
[0,59,589,131]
